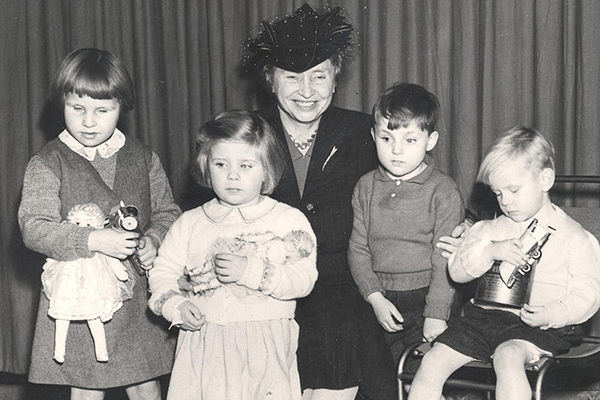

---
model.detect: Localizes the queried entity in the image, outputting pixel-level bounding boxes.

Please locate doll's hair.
[192,110,286,195]
[49,48,135,112]
[66,203,106,229]
[371,82,440,134]
[477,125,555,185]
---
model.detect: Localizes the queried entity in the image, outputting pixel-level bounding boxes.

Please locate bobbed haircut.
[477,125,555,186]
[193,110,287,195]
[371,82,440,133]
[49,48,135,112]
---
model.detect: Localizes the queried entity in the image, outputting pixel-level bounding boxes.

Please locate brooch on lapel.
[322,146,338,171]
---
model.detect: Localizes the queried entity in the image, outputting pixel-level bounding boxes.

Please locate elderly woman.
[247,4,396,400]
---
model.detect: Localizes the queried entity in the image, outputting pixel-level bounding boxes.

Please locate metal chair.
[398,204,600,400]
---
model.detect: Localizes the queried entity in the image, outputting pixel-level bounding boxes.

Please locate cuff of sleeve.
[358,279,385,300]
[544,302,568,329]
[75,227,94,258]
[237,256,264,290]
[161,295,189,324]
[146,232,162,248]
[424,304,452,321]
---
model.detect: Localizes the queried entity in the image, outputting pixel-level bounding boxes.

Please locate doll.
[41,203,132,363]
[185,230,315,295]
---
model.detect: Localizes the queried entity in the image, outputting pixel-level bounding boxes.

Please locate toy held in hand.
[41,203,133,363]
[104,201,145,275]
[474,219,555,309]
[185,230,315,295]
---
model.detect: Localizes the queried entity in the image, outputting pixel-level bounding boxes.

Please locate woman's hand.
[436,221,473,259]
[88,228,139,259]
[367,292,404,333]
[423,317,448,342]
[177,301,205,331]
[214,253,248,283]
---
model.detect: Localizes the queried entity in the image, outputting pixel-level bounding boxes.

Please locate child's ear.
[370,127,376,141]
[426,131,439,151]
[539,168,555,192]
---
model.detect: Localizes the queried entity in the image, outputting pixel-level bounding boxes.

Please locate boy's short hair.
[477,125,555,186]
[193,110,286,195]
[49,48,135,112]
[371,82,440,133]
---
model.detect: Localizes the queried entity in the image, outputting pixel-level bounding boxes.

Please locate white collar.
[59,129,126,161]
[202,196,277,224]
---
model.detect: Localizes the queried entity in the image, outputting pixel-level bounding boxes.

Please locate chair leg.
[533,358,557,400]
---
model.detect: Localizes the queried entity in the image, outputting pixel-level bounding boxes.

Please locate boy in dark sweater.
[348,83,464,363]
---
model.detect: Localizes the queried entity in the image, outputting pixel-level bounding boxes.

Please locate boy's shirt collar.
[59,129,126,161]
[527,201,557,226]
[374,154,435,184]
[202,196,277,224]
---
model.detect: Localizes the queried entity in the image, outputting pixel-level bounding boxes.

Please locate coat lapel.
[303,107,353,196]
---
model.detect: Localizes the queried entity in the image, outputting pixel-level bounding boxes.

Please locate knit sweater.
[449,202,600,329]
[348,156,464,320]
[19,135,181,261]
[148,196,318,325]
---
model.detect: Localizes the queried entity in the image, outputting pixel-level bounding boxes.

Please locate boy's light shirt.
[59,128,125,161]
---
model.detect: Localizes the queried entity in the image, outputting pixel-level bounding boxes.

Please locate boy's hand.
[136,235,158,269]
[367,292,404,332]
[520,304,550,328]
[176,301,205,331]
[437,220,473,259]
[88,228,139,259]
[483,238,528,267]
[214,253,248,283]
[423,317,448,342]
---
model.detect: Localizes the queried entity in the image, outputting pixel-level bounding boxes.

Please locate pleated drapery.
[2,0,600,375]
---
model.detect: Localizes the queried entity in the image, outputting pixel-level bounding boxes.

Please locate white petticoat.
[41,253,126,321]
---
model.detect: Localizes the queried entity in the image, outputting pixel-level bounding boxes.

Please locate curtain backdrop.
[2,0,599,375]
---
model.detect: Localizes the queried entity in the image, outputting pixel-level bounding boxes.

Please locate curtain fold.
[2,0,599,375]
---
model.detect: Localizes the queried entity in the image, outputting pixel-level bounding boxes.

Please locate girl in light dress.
[41,202,132,363]
[148,110,318,400]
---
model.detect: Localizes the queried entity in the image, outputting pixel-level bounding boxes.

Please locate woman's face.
[271,59,337,126]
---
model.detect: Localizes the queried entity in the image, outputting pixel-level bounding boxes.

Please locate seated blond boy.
[408,126,600,400]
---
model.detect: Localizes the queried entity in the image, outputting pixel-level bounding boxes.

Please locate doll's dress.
[42,253,130,322]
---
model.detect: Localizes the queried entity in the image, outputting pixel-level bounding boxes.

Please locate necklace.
[288,132,317,151]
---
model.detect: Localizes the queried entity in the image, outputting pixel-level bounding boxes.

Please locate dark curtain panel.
[2,0,599,375]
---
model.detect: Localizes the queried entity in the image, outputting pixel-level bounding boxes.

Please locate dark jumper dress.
[27,138,177,388]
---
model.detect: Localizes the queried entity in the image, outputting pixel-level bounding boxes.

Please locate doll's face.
[68,209,104,229]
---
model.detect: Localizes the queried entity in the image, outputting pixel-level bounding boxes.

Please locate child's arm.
[525,229,600,329]
[136,153,182,266]
[449,220,529,283]
[348,178,384,299]
[18,157,96,260]
[234,208,318,300]
[147,215,192,323]
[424,183,464,327]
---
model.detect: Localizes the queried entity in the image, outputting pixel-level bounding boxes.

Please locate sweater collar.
[202,196,277,224]
[59,129,125,161]
[374,154,435,184]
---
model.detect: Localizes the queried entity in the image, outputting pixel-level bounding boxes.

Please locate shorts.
[434,302,583,363]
